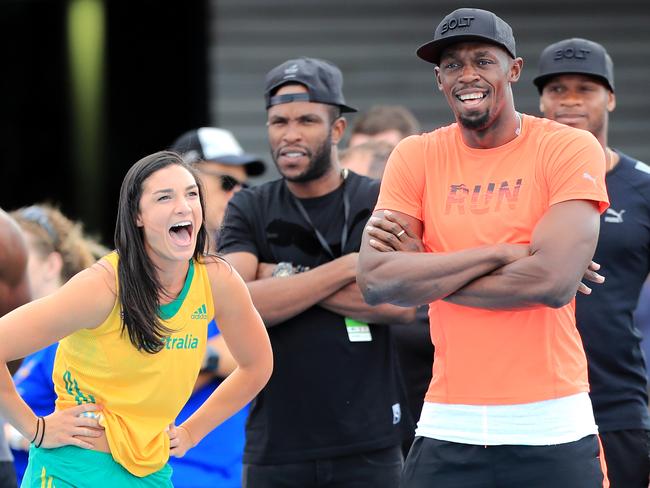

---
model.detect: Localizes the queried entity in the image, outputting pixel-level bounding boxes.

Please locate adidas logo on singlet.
[191,304,208,320]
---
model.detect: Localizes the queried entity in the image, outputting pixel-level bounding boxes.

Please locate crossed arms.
[357,199,602,310]
[222,251,416,327]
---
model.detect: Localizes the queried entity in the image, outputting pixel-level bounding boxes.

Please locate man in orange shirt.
[358,8,610,488]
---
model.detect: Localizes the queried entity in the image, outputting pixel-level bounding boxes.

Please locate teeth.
[458,93,484,101]
[171,221,191,228]
[284,152,305,157]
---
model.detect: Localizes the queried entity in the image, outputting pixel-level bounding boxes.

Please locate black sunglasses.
[219,174,249,192]
[198,169,248,192]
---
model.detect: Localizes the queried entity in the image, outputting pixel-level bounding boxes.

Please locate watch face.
[272,262,294,278]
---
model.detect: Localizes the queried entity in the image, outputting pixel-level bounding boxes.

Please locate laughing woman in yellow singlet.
[0,151,273,487]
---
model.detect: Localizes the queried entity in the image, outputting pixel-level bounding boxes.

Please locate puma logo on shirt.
[604,208,625,223]
[582,172,597,184]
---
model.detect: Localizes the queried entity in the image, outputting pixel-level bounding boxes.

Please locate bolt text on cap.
[440,16,475,35]
[553,48,591,61]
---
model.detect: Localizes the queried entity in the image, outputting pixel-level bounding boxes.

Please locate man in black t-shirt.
[535,38,650,488]
[218,57,415,488]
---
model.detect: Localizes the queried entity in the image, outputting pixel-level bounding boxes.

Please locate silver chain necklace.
[515,112,522,136]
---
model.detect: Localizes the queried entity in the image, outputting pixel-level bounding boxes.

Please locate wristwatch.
[201,345,220,374]
[272,262,296,278]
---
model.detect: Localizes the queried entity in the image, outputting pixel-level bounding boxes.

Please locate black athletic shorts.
[600,429,650,488]
[400,435,607,488]
[243,445,403,488]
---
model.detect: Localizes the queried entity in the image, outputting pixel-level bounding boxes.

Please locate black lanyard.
[288,170,350,259]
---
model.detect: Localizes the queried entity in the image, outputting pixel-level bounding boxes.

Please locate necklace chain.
[515,112,522,136]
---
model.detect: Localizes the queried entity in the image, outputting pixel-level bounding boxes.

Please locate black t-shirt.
[575,150,650,432]
[390,305,433,425]
[218,171,413,464]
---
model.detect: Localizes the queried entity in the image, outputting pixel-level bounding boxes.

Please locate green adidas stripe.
[63,370,96,405]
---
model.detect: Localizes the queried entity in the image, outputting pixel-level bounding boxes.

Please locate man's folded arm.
[444,199,601,310]
[319,282,417,324]
[223,251,357,327]
[357,209,528,307]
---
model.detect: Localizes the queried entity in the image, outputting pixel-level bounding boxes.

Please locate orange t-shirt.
[376,114,609,405]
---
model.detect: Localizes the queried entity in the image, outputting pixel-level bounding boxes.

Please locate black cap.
[533,38,615,93]
[416,8,516,65]
[264,57,357,113]
[170,127,266,176]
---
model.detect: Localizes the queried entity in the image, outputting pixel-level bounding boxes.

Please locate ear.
[539,98,546,115]
[434,67,443,91]
[44,251,63,282]
[508,57,523,83]
[136,213,144,227]
[331,117,347,145]
[607,91,616,112]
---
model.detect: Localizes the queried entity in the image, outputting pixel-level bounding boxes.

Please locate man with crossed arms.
[359,8,610,487]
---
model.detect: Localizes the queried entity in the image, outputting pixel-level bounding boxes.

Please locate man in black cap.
[358,8,610,487]
[535,38,650,488]
[170,127,266,253]
[217,57,415,488]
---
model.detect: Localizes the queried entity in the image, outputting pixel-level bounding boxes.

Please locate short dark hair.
[351,105,420,138]
[340,140,394,180]
[327,105,342,124]
[114,150,208,353]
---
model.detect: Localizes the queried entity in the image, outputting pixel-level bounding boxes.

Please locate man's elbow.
[357,252,413,306]
[357,254,388,305]
[357,267,404,306]
[537,280,577,309]
[358,277,390,306]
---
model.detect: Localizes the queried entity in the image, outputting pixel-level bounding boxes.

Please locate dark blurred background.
[1,0,648,245]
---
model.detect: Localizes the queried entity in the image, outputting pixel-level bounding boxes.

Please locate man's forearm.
[248,257,356,327]
[446,201,601,310]
[358,244,524,307]
[445,254,578,310]
[319,282,416,324]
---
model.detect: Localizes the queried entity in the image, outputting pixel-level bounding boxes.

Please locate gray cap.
[264,57,357,113]
[533,38,614,93]
[416,8,516,65]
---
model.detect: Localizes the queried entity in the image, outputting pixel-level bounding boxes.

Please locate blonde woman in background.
[5,203,107,484]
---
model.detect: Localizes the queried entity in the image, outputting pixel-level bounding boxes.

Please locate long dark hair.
[114,151,209,353]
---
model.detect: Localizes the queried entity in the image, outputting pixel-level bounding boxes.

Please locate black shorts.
[243,445,403,488]
[400,435,607,488]
[600,429,650,488]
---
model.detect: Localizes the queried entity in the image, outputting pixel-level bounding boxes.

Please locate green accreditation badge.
[344,317,373,342]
